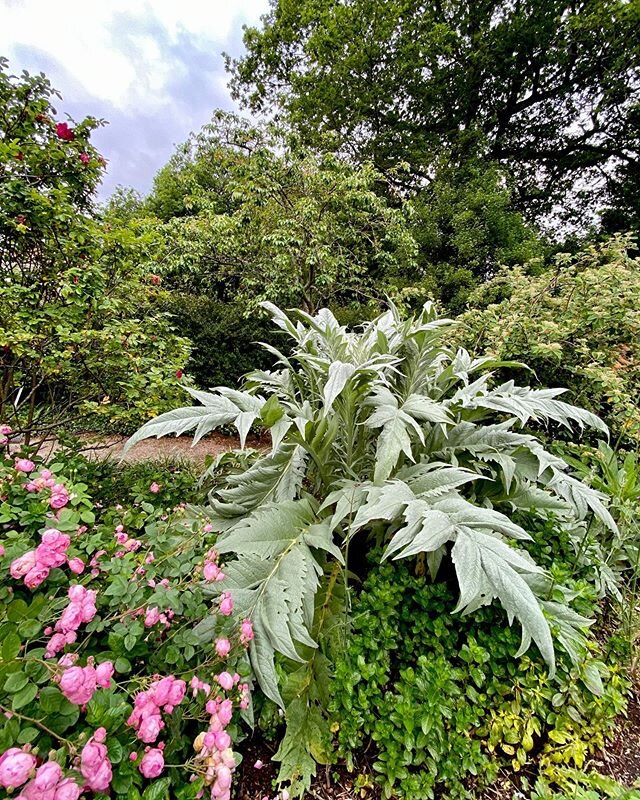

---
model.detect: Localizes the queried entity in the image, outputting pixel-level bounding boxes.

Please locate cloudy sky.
[0,0,270,198]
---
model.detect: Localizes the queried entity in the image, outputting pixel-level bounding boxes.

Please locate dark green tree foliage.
[148,112,418,312]
[412,158,544,311]
[229,0,640,226]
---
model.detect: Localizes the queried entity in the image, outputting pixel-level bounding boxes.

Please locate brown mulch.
[234,737,381,800]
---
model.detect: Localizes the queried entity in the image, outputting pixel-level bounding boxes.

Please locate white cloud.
[0,0,269,110]
[0,0,270,195]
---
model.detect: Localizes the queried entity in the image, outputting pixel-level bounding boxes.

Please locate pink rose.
[215,731,231,750]
[10,550,36,579]
[41,529,69,548]
[240,619,254,644]
[45,633,67,659]
[167,678,186,706]
[49,492,69,510]
[149,482,160,494]
[24,565,50,589]
[218,699,233,726]
[67,557,84,574]
[137,714,164,743]
[0,747,36,789]
[95,661,114,689]
[215,765,232,791]
[144,607,161,627]
[219,592,233,616]
[215,638,231,658]
[0,424,12,435]
[59,665,97,705]
[15,458,35,473]
[0,545,4,557]
[54,777,83,800]
[79,153,90,164]
[216,672,234,692]
[80,729,111,792]
[32,761,62,791]
[139,747,164,778]
[57,602,83,633]
[203,561,222,581]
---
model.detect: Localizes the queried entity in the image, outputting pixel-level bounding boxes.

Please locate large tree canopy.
[229,0,640,227]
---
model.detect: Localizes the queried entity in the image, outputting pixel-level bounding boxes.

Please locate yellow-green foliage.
[459,235,640,443]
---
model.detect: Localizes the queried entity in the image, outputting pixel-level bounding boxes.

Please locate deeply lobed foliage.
[131,302,617,794]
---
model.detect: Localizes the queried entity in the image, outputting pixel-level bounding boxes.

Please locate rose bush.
[0,438,273,800]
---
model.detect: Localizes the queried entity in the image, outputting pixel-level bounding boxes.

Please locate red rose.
[79,153,90,164]
[56,122,75,141]
[175,370,183,380]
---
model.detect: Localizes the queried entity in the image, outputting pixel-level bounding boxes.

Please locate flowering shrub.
[0,443,257,799]
[0,58,191,439]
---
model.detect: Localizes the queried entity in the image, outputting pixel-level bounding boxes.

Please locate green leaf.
[142,776,171,800]
[39,687,64,713]
[11,682,37,710]
[4,671,29,693]
[1,632,21,661]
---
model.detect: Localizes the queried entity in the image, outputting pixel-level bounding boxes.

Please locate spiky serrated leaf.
[323,361,355,413]
[211,445,306,517]
[384,501,454,560]
[124,403,237,450]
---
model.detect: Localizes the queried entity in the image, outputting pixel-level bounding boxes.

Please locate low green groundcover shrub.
[330,559,627,800]
[0,440,260,800]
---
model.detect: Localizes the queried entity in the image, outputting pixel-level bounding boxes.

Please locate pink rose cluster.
[0,749,82,800]
[23,467,70,509]
[58,656,114,706]
[44,585,97,658]
[0,423,12,446]
[80,727,112,792]
[203,548,225,583]
[194,695,237,800]
[127,675,187,744]
[113,524,142,557]
[9,528,82,589]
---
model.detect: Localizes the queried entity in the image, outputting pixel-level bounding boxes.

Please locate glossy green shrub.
[330,560,628,800]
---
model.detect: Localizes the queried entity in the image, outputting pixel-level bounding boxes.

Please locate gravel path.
[25,431,266,464]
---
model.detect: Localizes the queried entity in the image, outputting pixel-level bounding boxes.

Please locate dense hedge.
[157,294,377,390]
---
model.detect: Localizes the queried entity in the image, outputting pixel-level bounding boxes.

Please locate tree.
[152,113,418,312]
[0,59,189,437]
[228,0,640,227]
